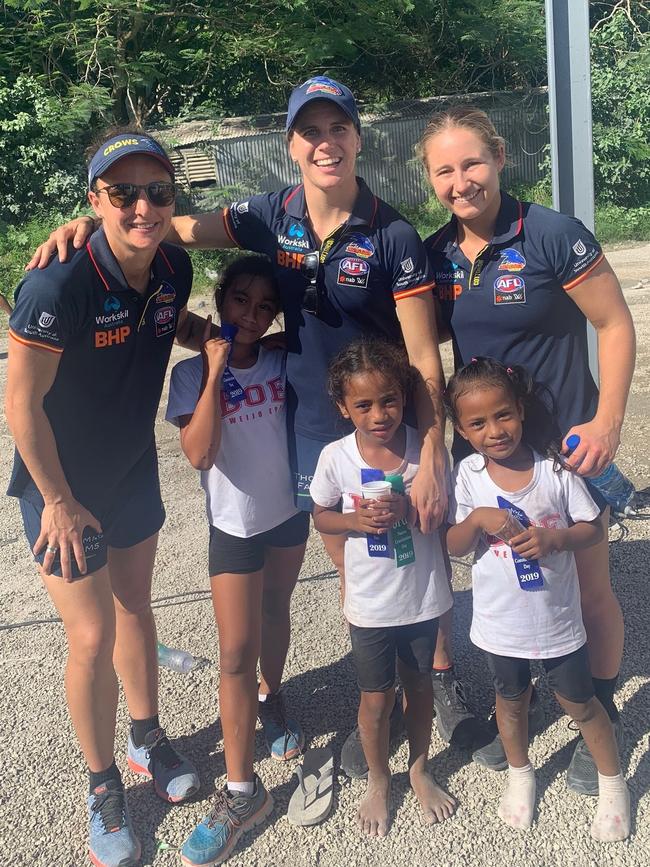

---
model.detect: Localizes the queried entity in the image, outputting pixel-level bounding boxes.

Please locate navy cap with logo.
[285,76,361,133]
[88,134,175,188]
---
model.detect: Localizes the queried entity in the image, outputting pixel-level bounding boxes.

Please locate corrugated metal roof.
[158,88,549,145]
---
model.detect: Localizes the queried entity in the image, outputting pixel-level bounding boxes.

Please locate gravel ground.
[0,245,649,867]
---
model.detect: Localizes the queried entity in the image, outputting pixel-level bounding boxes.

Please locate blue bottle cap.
[566,434,581,451]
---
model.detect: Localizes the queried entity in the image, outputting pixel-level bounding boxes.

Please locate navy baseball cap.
[286,76,361,133]
[88,134,174,187]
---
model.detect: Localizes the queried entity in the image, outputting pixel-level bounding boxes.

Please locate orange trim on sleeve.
[563,252,605,291]
[9,329,63,354]
[222,207,242,248]
[394,281,435,302]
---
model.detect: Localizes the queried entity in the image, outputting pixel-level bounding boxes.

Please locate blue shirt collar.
[283,177,378,228]
[428,191,524,256]
[87,227,175,293]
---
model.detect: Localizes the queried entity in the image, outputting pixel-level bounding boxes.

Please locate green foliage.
[590,7,650,207]
[0,75,111,224]
[0,212,73,303]
[1,0,548,125]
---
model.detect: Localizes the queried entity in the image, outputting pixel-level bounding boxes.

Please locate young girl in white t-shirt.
[166,256,309,865]
[445,357,629,841]
[310,337,456,837]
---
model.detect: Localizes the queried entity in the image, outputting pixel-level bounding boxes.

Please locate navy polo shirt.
[8,228,192,505]
[223,179,434,440]
[425,192,604,438]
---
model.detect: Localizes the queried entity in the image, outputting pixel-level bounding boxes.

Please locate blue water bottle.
[565,434,636,516]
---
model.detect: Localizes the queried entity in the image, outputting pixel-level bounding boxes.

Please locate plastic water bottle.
[157,642,198,673]
[565,434,636,516]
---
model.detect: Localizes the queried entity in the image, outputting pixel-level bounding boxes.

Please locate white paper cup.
[361,481,393,501]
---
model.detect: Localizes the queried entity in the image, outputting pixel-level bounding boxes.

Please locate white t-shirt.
[166,347,299,537]
[310,426,453,628]
[450,452,600,659]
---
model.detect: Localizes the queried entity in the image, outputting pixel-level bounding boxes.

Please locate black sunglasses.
[301,251,321,315]
[94,182,176,209]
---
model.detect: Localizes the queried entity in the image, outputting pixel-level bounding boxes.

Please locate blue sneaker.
[180,777,273,866]
[258,691,304,761]
[88,779,140,867]
[127,727,199,803]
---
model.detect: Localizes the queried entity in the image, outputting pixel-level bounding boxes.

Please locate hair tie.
[471,357,477,363]
[506,367,513,375]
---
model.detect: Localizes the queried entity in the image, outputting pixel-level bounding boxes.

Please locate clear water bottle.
[157,642,198,673]
[565,434,636,516]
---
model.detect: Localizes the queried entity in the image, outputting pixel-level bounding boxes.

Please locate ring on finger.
[46,544,59,554]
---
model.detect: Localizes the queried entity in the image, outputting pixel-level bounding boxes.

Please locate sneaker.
[88,779,141,867]
[472,687,546,771]
[127,727,199,803]
[340,694,403,779]
[180,776,273,866]
[566,718,623,797]
[432,669,481,747]
[258,691,304,761]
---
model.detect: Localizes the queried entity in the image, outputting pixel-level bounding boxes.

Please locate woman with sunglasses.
[5,130,216,867]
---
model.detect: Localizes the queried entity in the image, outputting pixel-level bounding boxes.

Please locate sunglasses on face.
[301,251,321,315]
[94,181,176,209]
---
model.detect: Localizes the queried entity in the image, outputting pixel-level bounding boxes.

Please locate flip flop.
[287,746,334,826]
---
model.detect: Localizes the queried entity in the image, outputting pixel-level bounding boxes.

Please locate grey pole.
[545,0,599,381]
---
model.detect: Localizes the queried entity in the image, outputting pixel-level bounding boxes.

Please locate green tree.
[0,74,110,223]
[590,2,650,206]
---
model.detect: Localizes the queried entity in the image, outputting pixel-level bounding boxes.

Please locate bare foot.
[410,766,456,824]
[356,771,391,837]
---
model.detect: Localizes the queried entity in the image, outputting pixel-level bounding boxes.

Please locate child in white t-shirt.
[166,256,309,863]
[310,337,455,837]
[445,356,629,842]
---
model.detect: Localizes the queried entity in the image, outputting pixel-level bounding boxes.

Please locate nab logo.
[95,326,130,348]
[494,275,524,293]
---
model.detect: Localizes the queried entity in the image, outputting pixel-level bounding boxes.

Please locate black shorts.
[18,453,165,580]
[209,511,310,576]
[485,644,594,703]
[349,618,439,692]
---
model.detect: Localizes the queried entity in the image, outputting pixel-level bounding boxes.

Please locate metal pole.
[545,0,599,381]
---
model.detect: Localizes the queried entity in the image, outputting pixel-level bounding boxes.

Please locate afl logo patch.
[494,275,526,305]
[338,257,370,287]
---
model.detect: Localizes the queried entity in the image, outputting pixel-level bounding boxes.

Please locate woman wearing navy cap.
[418,106,635,792]
[29,77,461,858]
[6,130,213,867]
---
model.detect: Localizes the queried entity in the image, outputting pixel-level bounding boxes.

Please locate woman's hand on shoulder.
[561,419,620,477]
[26,216,97,270]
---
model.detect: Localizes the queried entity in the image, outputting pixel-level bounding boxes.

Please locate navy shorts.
[485,643,594,703]
[209,511,310,576]
[349,618,439,692]
[18,452,165,580]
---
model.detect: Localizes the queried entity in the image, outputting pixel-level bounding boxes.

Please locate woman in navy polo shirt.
[418,105,636,792]
[7,132,206,867]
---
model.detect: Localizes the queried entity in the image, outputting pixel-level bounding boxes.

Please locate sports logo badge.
[573,239,587,256]
[338,257,369,288]
[494,275,526,305]
[305,77,343,96]
[400,258,414,274]
[345,233,375,259]
[498,248,526,272]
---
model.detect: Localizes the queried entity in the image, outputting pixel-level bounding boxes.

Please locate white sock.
[227,780,256,796]
[591,773,630,842]
[497,763,536,830]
